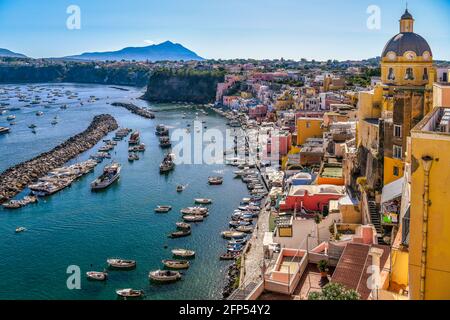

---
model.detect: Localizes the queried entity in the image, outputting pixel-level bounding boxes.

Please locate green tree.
[308,283,360,300]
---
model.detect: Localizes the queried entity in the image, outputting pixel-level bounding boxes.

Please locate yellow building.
[356,9,434,190]
[275,91,294,110]
[408,107,450,300]
[296,117,323,146]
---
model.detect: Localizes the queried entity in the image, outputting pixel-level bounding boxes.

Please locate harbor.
[0,83,250,300]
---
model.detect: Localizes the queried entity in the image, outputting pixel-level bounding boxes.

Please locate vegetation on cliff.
[143,68,225,104]
[0,59,151,86]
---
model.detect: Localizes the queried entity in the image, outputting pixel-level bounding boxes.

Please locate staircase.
[368,199,382,237]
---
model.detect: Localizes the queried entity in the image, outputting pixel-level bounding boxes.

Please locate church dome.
[382,32,432,57]
[381,9,432,58]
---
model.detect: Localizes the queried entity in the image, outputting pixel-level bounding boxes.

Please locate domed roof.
[382,32,432,57]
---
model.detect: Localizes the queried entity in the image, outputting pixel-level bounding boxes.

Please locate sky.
[0,0,449,61]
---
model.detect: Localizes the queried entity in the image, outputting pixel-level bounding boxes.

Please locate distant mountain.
[64,41,204,62]
[0,48,27,58]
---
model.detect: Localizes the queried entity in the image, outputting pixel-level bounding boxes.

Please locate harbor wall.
[0,114,118,203]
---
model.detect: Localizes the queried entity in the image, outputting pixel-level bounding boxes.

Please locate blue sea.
[0,83,247,300]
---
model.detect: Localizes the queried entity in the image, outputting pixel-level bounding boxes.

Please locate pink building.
[266,131,292,157]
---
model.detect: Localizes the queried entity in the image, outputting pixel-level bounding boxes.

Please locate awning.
[381,177,405,204]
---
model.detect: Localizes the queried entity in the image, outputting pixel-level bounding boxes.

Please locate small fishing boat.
[222,230,246,239]
[0,126,10,134]
[28,124,37,129]
[182,215,204,222]
[194,198,212,205]
[15,227,27,233]
[6,115,16,121]
[220,252,239,260]
[176,185,185,192]
[116,288,144,298]
[169,230,191,238]
[172,248,195,258]
[208,176,223,185]
[236,226,254,233]
[228,237,248,245]
[36,111,44,116]
[149,270,181,283]
[180,207,209,216]
[162,259,190,270]
[155,205,172,213]
[107,259,136,269]
[86,271,108,281]
[176,222,191,230]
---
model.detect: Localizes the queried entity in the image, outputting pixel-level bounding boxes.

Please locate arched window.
[405,68,415,80]
[388,68,395,81]
[423,68,429,81]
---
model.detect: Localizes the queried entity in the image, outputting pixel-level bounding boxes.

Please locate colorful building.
[408,107,450,300]
[279,185,345,212]
[296,117,323,146]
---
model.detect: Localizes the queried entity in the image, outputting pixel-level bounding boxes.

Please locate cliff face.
[0,61,151,86]
[143,68,225,104]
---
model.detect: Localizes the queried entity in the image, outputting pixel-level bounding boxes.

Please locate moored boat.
[171,248,195,258]
[176,222,191,230]
[208,176,224,185]
[180,206,209,215]
[0,126,10,134]
[107,258,136,270]
[182,215,204,222]
[128,131,140,145]
[162,259,190,270]
[91,162,121,190]
[149,270,181,283]
[169,230,191,238]
[236,225,254,233]
[194,198,212,204]
[221,230,246,239]
[220,252,239,260]
[116,288,144,298]
[86,271,108,281]
[154,205,172,213]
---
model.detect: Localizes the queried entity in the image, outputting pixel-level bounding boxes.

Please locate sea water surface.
[0,83,247,300]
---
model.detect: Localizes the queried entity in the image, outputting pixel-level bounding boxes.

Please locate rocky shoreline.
[111,102,155,119]
[222,258,241,299]
[0,114,118,203]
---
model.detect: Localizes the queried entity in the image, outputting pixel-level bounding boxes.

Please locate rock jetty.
[111,102,155,119]
[0,114,118,203]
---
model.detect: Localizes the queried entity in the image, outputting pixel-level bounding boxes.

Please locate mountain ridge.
[63,41,204,62]
[0,48,27,58]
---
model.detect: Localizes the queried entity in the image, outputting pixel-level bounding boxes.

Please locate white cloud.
[144,40,155,45]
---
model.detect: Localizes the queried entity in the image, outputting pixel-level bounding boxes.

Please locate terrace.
[264,248,309,295]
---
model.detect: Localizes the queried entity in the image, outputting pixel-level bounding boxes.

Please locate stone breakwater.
[111,102,155,119]
[0,114,118,203]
